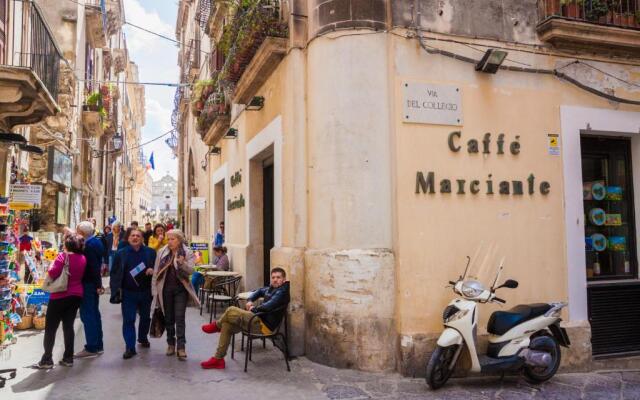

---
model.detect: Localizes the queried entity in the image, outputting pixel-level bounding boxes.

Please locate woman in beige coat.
[151,229,200,360]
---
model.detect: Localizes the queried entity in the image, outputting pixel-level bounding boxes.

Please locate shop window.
[582,136,637,281]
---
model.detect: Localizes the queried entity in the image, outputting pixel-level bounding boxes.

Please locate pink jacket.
[48,252,86,300]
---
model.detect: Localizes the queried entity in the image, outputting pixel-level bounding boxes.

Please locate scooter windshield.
[459,244,506,289]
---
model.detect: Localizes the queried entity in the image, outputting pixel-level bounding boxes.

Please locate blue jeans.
[191,272,204,296]
[108,251,116,272]
[121,289,152,351]
[80,282,103,353]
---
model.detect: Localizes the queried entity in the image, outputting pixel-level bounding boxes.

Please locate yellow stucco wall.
[391,35,640,335]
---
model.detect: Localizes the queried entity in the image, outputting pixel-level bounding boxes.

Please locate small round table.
[196,264,218,271]
[205,271,241,277]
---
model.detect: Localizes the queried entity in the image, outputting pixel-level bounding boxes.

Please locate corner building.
[175,0,640,375]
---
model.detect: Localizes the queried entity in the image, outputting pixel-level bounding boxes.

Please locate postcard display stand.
[0,196,52,386]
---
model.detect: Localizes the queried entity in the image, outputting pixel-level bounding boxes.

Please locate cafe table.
[205,270,241,277]
[196,264,218,271]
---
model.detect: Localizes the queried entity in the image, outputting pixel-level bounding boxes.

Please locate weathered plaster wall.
[391,0,539,43]
[305,32,396,371]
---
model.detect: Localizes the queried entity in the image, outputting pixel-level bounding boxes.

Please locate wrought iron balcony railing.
[3,0,63,100]
[540,0,640,29]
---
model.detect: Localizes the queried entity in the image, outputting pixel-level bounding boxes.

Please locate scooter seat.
[487,303,552,336]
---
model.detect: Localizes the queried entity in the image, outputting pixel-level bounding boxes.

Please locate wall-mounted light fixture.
[0,132,27,145]
[475,49,508,74]
[224,128,238,139]
[112,132,124,150]
[246,96,265,111]
[209,146,221,155]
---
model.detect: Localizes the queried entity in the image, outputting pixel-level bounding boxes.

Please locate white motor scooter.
[426,257,571,390]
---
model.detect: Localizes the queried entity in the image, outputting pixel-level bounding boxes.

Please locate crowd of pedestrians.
[35,218,290,372]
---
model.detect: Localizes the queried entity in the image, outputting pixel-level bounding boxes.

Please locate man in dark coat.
[75,221,106,358]
[109,228,156,359]
[200,267,290,369]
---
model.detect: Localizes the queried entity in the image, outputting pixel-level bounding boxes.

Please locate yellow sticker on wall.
[548,134,560,156]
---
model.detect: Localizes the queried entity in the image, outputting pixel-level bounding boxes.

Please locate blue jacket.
[248,281,290,331]
[109,245,156,302]
[83,236,105,288]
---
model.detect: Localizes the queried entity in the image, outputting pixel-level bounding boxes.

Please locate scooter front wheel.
[425,344,460,390]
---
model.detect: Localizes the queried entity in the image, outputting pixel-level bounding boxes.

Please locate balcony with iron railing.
[538,0,640,55]
[0,0,63,129]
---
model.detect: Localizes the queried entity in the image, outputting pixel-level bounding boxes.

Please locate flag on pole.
[148,152,155,170]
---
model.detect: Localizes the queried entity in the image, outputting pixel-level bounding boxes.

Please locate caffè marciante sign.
[403,82,551,197]
[415,131,551,197]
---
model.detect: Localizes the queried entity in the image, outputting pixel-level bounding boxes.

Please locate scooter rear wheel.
[425,345,459,390]
[523,334,561,384]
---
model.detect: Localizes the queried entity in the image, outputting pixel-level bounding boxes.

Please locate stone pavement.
[0,296,639,400]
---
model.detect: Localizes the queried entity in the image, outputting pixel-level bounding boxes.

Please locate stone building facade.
[151,174,178,222]
[174,0,640,376]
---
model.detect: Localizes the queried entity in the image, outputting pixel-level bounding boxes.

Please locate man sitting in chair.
[200,267,290,369]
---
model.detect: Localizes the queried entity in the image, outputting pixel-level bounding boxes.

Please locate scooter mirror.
[501,279,519,289]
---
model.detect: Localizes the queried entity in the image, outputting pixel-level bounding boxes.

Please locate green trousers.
[215,306,263,358]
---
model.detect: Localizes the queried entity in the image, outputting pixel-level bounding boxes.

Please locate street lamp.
[112,132,123,151]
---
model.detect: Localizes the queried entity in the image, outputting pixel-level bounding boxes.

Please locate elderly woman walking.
[151,229,200,360]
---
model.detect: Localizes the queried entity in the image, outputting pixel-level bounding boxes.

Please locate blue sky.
[122,0,179,180]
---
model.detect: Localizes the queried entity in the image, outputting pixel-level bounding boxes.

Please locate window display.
[581,137,637,280]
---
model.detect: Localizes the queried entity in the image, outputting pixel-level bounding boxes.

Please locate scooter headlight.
[461,280,485,298]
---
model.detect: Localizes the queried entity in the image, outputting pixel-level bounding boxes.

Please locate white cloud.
[146,98,173,131]
[123,0,175,53]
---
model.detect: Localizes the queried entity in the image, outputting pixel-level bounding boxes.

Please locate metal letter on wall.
[402,82,463,126]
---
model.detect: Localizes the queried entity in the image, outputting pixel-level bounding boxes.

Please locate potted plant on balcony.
[584,0,610,22]
[545,0,562,17]
[84,91,102,112]
[561,0,584,18]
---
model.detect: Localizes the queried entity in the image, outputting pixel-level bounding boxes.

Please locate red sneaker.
[201,357,225,369]
[201,321,220,334]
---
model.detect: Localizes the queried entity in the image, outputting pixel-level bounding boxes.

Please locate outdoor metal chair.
[230,304,290,372]
[198,276,218,316]
[207,275,242,322]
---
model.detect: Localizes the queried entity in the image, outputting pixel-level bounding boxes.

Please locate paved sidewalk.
[0,297,639,399]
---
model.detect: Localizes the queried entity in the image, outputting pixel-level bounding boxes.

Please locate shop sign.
[9,184,42,209]
[403,82,462,126]
[230,170,242,187]
[191,197,206,209]
[190,242,209,264]
[227,194,245,211]
[48,147,72,187]
[415,131,551,197]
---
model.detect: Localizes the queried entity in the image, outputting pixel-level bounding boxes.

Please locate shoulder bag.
[42,254,70,293]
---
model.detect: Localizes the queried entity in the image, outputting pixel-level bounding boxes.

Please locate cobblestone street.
[1,298,639,400]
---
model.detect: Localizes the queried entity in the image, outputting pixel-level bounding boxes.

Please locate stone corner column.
[305,249,396,371]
